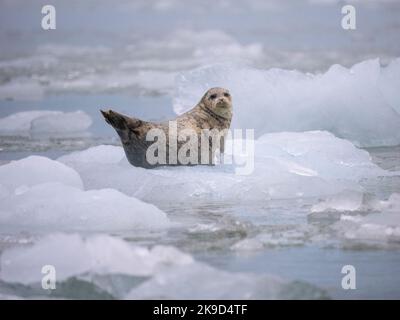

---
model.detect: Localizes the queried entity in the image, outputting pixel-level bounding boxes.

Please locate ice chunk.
[311,191,365,213]
[0,233,189,284]
[125,262,328,299]
[0,110,92,136]
[58,131,386,204]
[0,111,60,132]
[58,145,125,164]
[254,131,384,180]
[30,111,92,134]
[173,58,400,147]
[231,228,307,250]
[332,193,400,246]
[0,182,170,232]
[0,156,83,192]
[0,233,327,299]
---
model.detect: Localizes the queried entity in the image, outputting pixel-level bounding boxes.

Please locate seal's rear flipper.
[100,109,130,130]
[100,109,145,143]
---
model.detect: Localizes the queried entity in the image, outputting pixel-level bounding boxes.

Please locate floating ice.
[174,58,400,147]
[311,191,367,213]
[0,233,190,284]
[0,156,83,192]
[0,233,327,299]
[30,111,92,134]
[0,110,92,136]
[125,262,328,300]
[332,194,400,246]
[307,193,400,247]
[58,145,125,165]
[0,111,60,132]
[255,131,384,180]
[0,154,169,232]
[58,131,387,204]
[231,228,307,251]
[0,182,170,232]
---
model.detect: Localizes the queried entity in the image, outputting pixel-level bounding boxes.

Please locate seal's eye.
[209,94,217,100]
[223,93,230,98]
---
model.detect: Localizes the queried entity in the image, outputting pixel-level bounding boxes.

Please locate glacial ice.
[307,191,400,247]
[0,156,83,192]
[58,131,387,204]
[30,111,92,134]
[173,58,400,147]
[125,262,327,299]
[0,182,170,232]
[0,233,190,284]
[0,110,92,136]
[58,145,126,165]
[311,191,367,213]
[0,131,395,246]
[0,111,60,132]
[0,155,169,232]
[0,233,327,299]
[331,193,400,246]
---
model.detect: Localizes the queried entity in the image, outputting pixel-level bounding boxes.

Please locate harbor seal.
[101,87,232,168]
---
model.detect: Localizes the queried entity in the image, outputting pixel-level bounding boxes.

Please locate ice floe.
[58,131,387,204]
[0,156,83,192]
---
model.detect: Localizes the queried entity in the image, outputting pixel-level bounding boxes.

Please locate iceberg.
[173,58,400,147]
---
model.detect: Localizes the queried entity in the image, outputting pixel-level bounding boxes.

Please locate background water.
[1,0,400,299]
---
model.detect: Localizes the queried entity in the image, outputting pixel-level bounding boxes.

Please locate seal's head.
[201,87,232,119]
